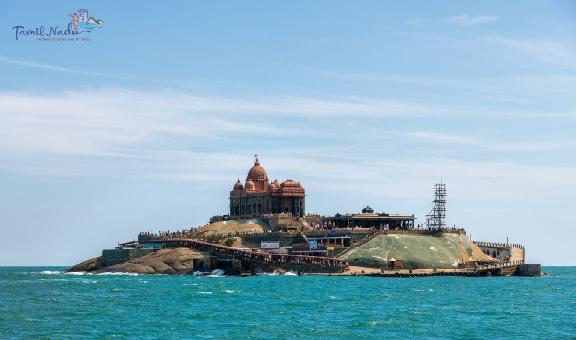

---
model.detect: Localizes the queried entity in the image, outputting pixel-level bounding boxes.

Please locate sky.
[0,1,575,266]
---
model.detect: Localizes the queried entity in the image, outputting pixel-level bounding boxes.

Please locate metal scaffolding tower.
[426,183,447,230]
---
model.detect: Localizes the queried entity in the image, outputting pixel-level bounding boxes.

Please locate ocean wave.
[257,271,299,276]
[205,269,225,277]
[81,280,98,284]
[95,272,140,276]
[39,278,68,282]
[38,270,64,275]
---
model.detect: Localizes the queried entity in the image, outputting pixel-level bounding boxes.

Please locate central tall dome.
[246,157,269,192]
[229,156,305,217]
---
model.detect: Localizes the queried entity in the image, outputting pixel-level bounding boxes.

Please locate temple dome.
[245,179,256,191]
[279,179,305,194]
[233,179,244,191]
[246,158,268,182]
[280,179,302,188]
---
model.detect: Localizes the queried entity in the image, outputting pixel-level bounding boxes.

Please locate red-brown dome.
[233,179,244,191]
[246,159,268,182]
[280,179,302,188]
[245,179,256,191]
[279,179,305,194]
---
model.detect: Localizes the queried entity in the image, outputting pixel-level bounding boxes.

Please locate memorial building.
[229,157,305,217]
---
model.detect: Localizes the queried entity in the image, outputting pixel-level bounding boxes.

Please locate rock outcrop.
[67,256,106,272]
[94,248,206,274]
[195,219,265,236]
[340,233,495,269]
[69,248,208,275]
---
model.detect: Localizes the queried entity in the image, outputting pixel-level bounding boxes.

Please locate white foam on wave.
[38,270,64,275]
[258,271,299,276]
[39,278,68,282]
[198,291,213,295]
[95,272,140,276]
[65,271,89,276]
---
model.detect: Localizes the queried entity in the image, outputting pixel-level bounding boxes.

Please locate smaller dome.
[245,179,256,191]
[279,179,305,195]
[233,179,244,191]
[280,179,302,187]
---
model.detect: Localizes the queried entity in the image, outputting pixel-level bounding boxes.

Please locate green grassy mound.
[340,233,491,269]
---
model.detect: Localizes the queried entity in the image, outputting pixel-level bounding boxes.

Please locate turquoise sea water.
[0,267,574,339]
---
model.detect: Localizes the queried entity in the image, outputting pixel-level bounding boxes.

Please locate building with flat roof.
[322,207,415,230]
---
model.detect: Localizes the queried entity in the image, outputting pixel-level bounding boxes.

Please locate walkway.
[135,238,348,271]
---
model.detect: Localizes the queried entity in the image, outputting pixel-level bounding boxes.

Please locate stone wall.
[516,264,541,276]
[101,248,156,266]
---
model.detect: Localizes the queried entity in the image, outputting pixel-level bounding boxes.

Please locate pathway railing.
[137,238,348,270]
[476,260,524,271]
[474,241,525,250]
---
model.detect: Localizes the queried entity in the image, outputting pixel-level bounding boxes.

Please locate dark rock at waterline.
[67,256,106,272]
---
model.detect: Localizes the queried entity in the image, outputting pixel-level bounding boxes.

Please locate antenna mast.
[426,183,447,230]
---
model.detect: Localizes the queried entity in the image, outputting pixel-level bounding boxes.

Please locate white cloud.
[448,14,499,26]
[407,14,498,27]
[0,89,575,199]
[0,89,467,158]
[0,90,289,157]
[406,131,474,144]
[482,36,576,68]
[0,55,124,79]
[405,131,576,151]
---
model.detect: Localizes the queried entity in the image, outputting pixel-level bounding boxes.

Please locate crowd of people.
[139,230,195,240]
[474,241,525,250]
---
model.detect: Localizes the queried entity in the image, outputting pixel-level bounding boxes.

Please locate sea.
[0,267,574,339]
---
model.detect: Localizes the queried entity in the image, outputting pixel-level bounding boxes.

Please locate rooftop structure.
[322,210,415,229]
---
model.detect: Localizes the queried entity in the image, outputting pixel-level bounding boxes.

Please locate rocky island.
[69,157,541,277]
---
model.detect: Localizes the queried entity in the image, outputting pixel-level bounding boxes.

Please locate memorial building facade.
[229,157,305,217]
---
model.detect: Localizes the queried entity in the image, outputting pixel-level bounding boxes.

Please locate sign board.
[309,240,318,250]
[327,246,335,251]
[261,241,280,249]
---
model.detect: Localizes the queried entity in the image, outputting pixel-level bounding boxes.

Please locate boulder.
[93,247,206,274]
[67,256,105,272]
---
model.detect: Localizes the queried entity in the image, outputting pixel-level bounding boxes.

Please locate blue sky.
[0,1,575,265]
